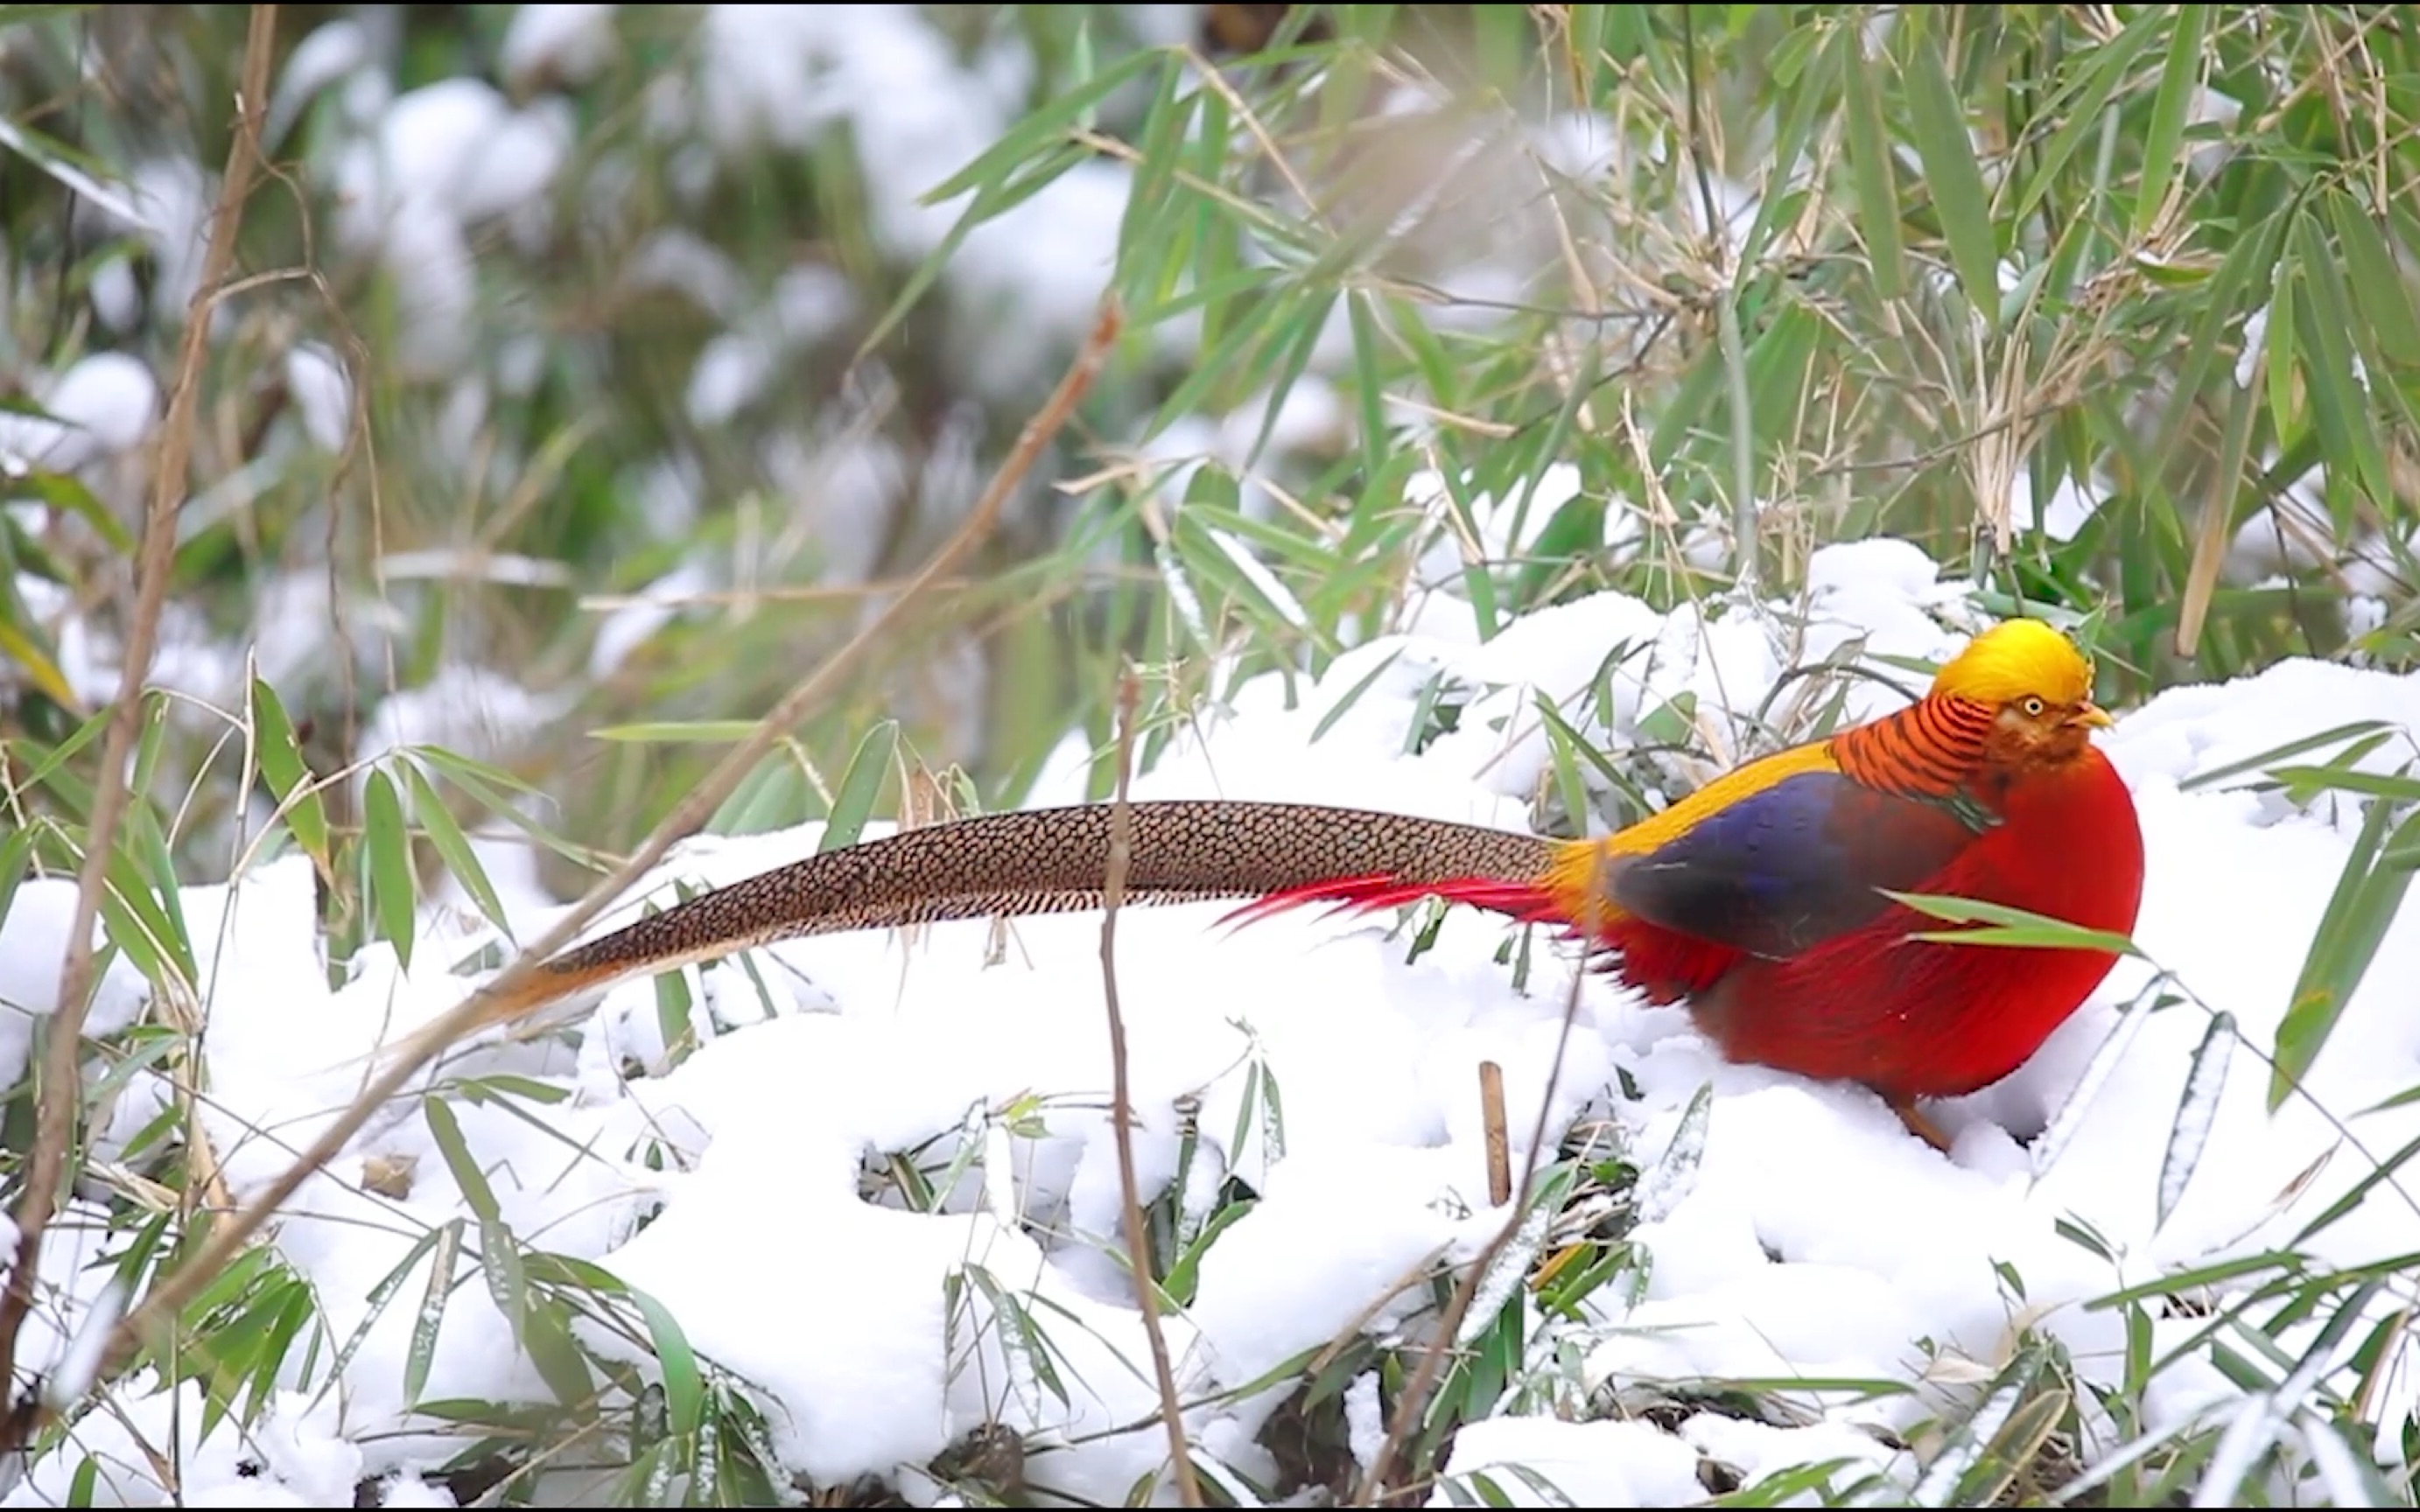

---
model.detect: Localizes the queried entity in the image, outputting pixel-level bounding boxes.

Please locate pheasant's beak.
[2067,701,2114,730]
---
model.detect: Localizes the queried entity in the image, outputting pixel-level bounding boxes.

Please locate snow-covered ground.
[4,5,2418,1507]
[6,533,2419,1507]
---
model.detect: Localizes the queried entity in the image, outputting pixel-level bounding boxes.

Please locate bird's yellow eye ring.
[2020,696,2046,718]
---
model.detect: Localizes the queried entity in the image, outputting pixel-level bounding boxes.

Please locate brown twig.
[1350,918,1596,1506]
[1478,1061,1511,1208]
[1098,669,1203,1508]
[46,297,1125,1441]
[0,4,279,1457]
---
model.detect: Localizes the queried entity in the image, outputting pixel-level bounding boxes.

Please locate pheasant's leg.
[1890,1097,1954,1153]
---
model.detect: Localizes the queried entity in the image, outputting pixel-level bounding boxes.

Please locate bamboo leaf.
[6,465,136,556]
[2291,208,2390,510]
[362,766,416,969]
[2157,1012,2234,1229]
[2265,255,2302,444]
[424,1095,503,1225]
[0,610,78,710]
[2132,5,2210,240]
[2180,720,2395,794]
[2010,10,2168,228]
[1901,29,2000,323]
[817,719,898,854]
[1886,890,2142,958]
[2270,796,2419,1110]
[2327,187,2420,368]
[1840,27,1904,300]
[402,760,512,942]
[587,720,763,745]
[1738,25,1834,273]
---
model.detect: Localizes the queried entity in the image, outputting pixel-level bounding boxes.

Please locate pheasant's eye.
[2020,696,2046,718]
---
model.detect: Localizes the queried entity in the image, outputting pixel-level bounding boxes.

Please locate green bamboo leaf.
[2265,256,2302,444]
[2326,186,2420,368]
[5,466,134,554]
[1161,1196,1259,1308]
[653,952,694,1065]
[859,142,1090,363]
[1840,27,1904,300]
[1238,284,1340,470]
[13,701,109,810]
[90,885,166,989]
[476,1219,529,1351]
[0,610,78,710]
[247,1283,319,1421]
[249,676,331,867]
[2269,797,2419,1110]
[919,47,1163,210]
[2291,209,2392,510]
[310,1223,447,1414]
[519,1297,594,1407]
[2291,1130,2420,1248]
[2152,205,2292,461]
[1901,30,2000,322]
[1885,890,2142,958]
[101,845,197,988]
[817,719,899,854]
[625,1284,705,1439]
[2132,5,2210,239]
[402,760,513,942]
[2271,765,2420,805]
[2088,1250,2304,1312]
[1112,54,1191,288]
[587,720,763,745]
[424,1095,502,1224]
[1345,290,1389,493]
[121,794,189,985]
[1146,280,1303,444]
[710,750,814,838]
[412,746,600,872]
[0,821,40,948]
[2010,10,2168,228]
[1738,27,1834,273]
[858,45,1162,357]
[362,766,415,969]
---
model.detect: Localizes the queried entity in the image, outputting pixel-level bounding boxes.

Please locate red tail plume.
[1218,873,1571,933]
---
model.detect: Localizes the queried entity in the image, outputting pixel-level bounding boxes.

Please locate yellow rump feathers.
[1931,619,2094,709]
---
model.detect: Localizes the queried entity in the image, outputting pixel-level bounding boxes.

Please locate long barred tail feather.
[481,801,1566,1032]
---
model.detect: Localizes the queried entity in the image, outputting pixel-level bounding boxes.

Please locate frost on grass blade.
[39,1277,126,1413]
[1637,1082,1712,1223]
[1909,1345,2043,1508]
[2196,1390,2280,1508]
[2157,1012,2235,1230]
[2031,973,2171,1183]
[1452,1198,1559,1350]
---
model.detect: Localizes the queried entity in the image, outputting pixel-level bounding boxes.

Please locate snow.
[0,352,161,476]
[0,880,155,1089]
[11,528,2420,1507]
[1432,1417,1708,1505]
[326,75,571,374]
[500,4,619,90]
[5,8,2419,1506]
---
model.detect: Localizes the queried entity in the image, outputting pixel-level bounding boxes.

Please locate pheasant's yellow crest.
[1931,620,2094,708]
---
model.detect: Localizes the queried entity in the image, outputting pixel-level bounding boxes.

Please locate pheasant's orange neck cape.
[466,619,2145,1144]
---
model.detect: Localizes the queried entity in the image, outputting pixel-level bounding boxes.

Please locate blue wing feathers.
[1608,770,1983,958]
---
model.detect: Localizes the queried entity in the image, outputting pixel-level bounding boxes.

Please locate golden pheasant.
[470,619,2145,1144]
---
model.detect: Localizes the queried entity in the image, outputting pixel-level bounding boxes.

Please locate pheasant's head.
[1933,620,2111,768]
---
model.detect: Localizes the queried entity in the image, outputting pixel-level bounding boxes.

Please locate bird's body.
[475,619,2145,1141]
[1231,620,2146,1104]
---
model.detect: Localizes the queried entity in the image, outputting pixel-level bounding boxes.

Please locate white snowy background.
[4,4,2417,1508]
